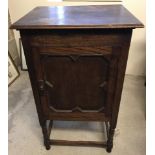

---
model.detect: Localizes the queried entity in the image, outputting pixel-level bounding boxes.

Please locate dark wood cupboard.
[11,5,143,152]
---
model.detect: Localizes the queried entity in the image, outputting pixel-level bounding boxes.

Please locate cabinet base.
[42,120,114,153]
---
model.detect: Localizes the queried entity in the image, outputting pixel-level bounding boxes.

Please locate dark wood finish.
[45,112,109,121]
[10,5,143,29]
[49,139,107,147]
[11,5,143,153]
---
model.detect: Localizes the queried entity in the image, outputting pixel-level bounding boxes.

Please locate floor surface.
[8,70,145,155]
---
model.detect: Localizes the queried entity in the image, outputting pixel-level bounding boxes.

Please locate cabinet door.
[32,46,119,116]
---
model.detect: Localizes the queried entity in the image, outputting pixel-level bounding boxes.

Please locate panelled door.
[32,46,120,117]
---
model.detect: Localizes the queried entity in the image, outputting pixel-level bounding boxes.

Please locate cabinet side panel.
[20,31,45,125]
[110,30,132,128]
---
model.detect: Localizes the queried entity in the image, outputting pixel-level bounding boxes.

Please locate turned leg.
[106,126,115,153]
[41,120,51,150]
[105,121,115,152]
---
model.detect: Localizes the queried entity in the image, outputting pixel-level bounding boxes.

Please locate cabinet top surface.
[11,5,144,30]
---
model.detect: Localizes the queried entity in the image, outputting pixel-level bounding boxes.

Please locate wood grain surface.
[11,5,144,29]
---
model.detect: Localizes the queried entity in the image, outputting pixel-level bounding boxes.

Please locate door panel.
[31,45,120,115]
[41,55,110,112]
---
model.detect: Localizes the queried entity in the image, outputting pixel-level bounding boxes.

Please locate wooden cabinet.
[11,5,143,152]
